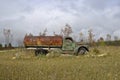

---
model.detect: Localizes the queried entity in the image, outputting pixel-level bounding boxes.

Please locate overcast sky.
[0,0,120,45]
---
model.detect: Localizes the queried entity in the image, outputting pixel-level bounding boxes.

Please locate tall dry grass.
[0,46,120,80]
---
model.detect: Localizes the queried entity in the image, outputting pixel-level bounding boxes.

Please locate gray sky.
[0,0,120,45]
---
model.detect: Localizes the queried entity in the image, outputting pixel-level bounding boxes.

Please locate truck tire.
[76,47,87,56]
[35,49,48,56]
[35,50,39,56]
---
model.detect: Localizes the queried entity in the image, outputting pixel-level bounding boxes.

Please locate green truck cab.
[62,37,89,55]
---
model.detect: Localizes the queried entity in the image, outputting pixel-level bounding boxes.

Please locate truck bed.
[24,36,63,48]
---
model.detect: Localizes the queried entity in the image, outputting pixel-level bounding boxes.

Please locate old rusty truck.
[24,35,89,56]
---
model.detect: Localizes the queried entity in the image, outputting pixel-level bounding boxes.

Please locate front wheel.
[76,48,87,56]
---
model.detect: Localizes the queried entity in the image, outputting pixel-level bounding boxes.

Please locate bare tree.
[97,37,105,46]
[28,33,33,36]
[98,37,104,42]
[3,29,12,47]
[114,36,119,41]
[106,34,111,41]
[88,29,94,45]
[61,24,73,37]
[79,32,84,42]
[53,32,61,36]
[39,28,47,36]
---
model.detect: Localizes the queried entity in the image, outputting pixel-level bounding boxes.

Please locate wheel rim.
[78,48,86,55]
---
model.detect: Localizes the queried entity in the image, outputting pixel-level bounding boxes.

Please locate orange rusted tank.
[24,35,63,48]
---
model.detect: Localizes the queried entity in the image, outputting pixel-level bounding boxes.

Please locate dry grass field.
[0,46,120,80]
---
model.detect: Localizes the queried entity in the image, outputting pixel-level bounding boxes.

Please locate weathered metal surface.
[24,36,63,48]
[62,38,76,50]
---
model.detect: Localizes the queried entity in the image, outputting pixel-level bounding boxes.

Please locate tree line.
[0,24,120,48]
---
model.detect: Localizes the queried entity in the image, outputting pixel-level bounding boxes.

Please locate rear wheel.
[35,49,48,56]
[35,50,38,56]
